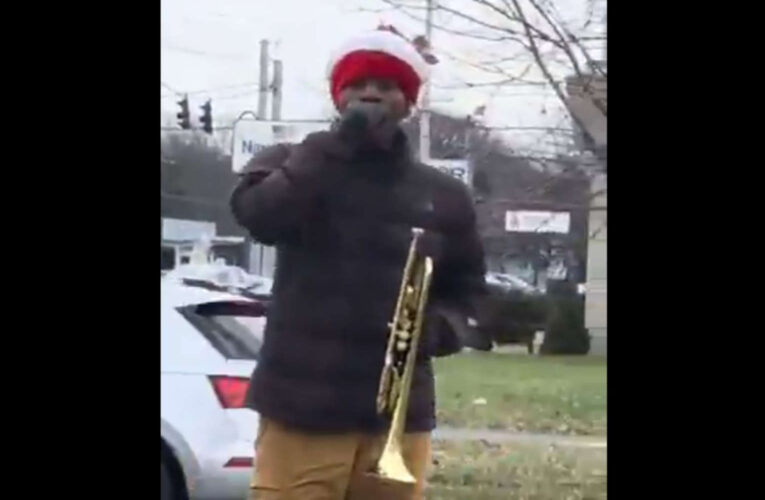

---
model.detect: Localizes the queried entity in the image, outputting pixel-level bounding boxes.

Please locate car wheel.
[161,459,174,500]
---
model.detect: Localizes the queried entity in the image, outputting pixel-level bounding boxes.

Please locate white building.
[585,174,607,355]
[161,218,246,271]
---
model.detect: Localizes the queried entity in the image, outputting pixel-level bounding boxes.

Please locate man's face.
[336,78,410,122]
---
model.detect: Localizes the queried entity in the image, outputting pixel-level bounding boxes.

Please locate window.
[161,246,176,271]
[178,301,266,360]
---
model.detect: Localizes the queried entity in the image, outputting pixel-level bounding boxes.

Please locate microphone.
[339,106,370,137]
[337,101,395,150]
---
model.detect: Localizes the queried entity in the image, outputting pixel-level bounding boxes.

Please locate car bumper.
[190,439,255,500]
[192,467,252,500]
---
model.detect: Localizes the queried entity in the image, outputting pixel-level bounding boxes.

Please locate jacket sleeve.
[434,185,487,317]
[426,184,489,356]
[229,132,351,245]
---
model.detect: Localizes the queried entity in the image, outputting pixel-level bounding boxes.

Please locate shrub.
[541,282,589,354]
[476,288,547,348]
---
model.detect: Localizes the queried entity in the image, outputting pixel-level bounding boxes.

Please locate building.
[161,133,268,275]
[585,174,606,354]
[160,217,247,271]
[565,67,607,355]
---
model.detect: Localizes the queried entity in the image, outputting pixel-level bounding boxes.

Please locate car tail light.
[209,376,250,408]
[224,457,254,468]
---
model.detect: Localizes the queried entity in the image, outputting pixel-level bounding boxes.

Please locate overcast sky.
[161,0,605,153]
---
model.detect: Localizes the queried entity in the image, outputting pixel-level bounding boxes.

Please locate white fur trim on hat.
[327,30,430,84]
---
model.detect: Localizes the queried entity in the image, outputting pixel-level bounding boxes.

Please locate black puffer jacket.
[230,130,486,433]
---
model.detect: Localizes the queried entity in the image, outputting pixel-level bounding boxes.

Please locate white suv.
[161,268,269,500]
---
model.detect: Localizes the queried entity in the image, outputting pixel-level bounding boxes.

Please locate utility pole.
[257,39,270,120]
[466,121,475,191]
[244,39,271,275]
[419,0,433,164]
[256,57,284,278]
[271,59,283,121]
[603,5,607,64]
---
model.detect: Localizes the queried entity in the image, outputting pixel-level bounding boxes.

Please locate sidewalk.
[433,427,607,449]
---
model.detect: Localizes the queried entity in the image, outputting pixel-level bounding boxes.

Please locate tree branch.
[381,0,512,36]
[377,0,519,43]
[376,0,607,158]
[485,0,607,119]
[436,48,542,84]
[508,0,590,136]
[382,0,561,46]
[469,0,563,47]
[525,0,607,119]
[527,0,583,77]
[434,77,528,89]
[540,0,607,81]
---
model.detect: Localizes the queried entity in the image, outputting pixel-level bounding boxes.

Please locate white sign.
[162,218,216,242]
[429,159,470,185]
[505,210,571,234]
[231,120,329,173]
[231,120,276,173]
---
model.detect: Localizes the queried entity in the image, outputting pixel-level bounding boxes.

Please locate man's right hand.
[295,101,398,163]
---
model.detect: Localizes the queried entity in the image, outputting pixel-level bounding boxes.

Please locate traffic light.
[200,99,213,135]
[177,95,191,130]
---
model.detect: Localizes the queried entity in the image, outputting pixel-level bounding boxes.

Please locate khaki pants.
[249,418,431,500]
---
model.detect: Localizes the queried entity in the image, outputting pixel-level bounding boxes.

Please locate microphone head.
[340,105,370,133]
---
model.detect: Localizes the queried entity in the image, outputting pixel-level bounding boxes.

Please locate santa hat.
[327,28,431,108]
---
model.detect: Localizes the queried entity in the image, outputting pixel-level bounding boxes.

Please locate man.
[230,28,487,500]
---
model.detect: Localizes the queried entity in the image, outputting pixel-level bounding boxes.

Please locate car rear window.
[178,301,265,360]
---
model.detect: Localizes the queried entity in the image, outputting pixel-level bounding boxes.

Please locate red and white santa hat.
[327,28,431,109]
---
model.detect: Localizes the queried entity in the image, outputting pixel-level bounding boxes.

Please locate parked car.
[161,265,270,500]
[472,272,548,352]
[485,272,543,294]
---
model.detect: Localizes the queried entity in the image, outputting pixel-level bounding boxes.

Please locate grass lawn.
[426,440,607,500]
[433,352,607,436]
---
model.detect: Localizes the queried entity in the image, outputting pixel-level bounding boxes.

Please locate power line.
[189,82,259,95]
[160,118,333,133]
[161,82,182,96]
[161,191,229,208]
[433,81,549,89]
[161,126,234,132]
[211,90,260,101]
[161,82,262,99]
[476,153,601,162]
[479,125,575,132]
[159,124,578,139]
[435,48,550,86]
[161,39,250,60]
[161,90,259,102]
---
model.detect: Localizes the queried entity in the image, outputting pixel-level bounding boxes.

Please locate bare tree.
[375,0,606,165]
[374,0,607,246]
